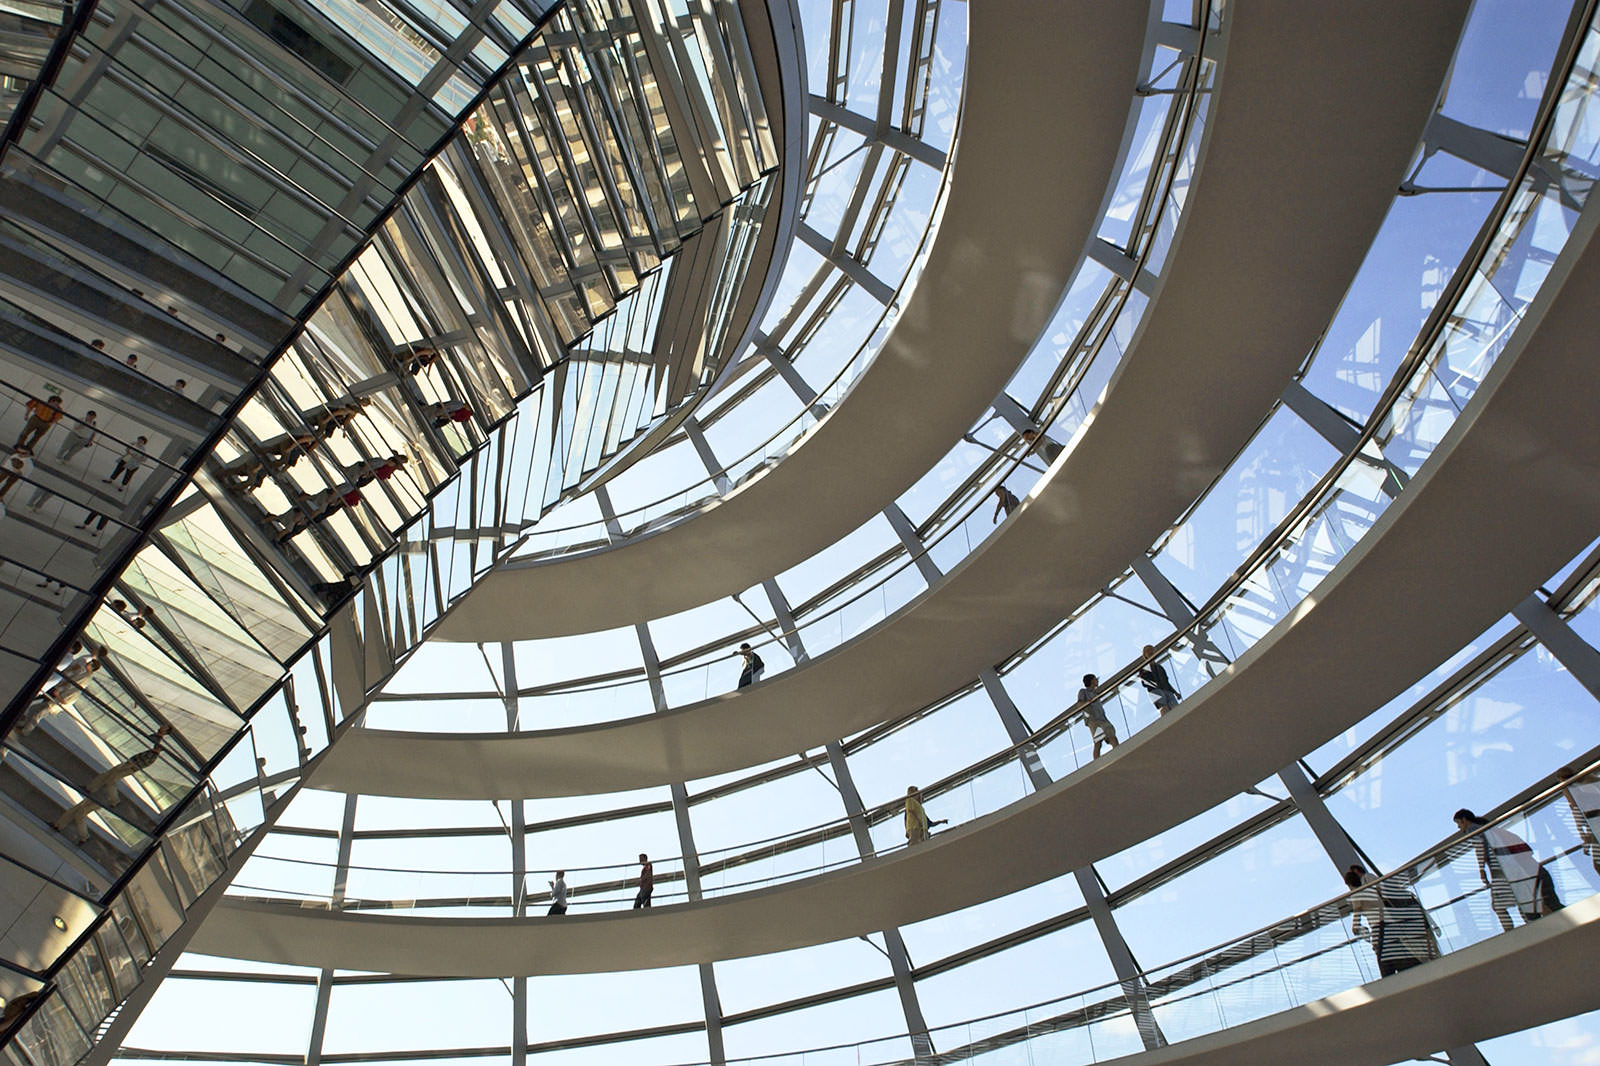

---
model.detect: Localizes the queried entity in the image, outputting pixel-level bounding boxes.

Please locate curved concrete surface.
[433,0,1149,641]
[1106,894,1600,1066]
[315,0,1469,800]
[192,172,1600,976]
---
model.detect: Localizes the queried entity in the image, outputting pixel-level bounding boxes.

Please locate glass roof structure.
[4,1,1600,1066]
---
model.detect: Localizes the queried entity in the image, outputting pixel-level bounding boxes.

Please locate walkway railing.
[118,769,1600,1066]
[685,772,1600,1066]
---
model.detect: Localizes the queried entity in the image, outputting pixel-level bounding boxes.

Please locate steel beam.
[762,346,832,417]
[883,503,943,585]
[1513,594,1600,705]
[978,669,1162,1050]
[682,417,733,495]
[806,94,948,170]
[635,622,724,1064]
[796,222,895,304]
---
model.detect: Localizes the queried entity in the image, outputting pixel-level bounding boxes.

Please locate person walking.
[15,396,63,451]
[633,854,654,909]
[87,724,173,804]
[1137,647,1181,715]
[0,448,34,500]
[103,437,148,489]
[1454,809,1563,931]
[22,657,100,732]
[1077,674,1119,758]
[992,484,1019,523]
[75,506,111,536]
[1021,428,1064,464]
[108,599,148,630]
[904,785,947,845]
[347,453,409,485]
[548,871,569,916]
[1556,766,1600,877]
[1343,865,1436,977]
[56,411,97,465]
[736,642,765,688]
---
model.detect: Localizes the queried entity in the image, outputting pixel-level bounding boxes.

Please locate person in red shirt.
[348,453,409,486]
[427,401,475,428]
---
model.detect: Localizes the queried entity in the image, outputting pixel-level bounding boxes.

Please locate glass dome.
[3,2,1600,1066]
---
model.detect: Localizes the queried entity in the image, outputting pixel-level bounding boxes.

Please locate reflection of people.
[346,453,409,485]
[427,401,475,428]
[311,399,367,436]
[0,447,34,499]
[225,436,315,489]
[75,507,111,535]
[265,429,318,462]
[1344,865,1437,977]
[548,871,568,916]
[51,796,100,843]
[405,347,440,375]
[736,642,764,688]
[16,396,64,450]
[1077,674,1119,758]
[1137,647,1181,715]
[273,486,362,542]
[102,437,149,489]
[904,785,947,845]
[44,659,100,712]
[20,649,103,733]
[1557,766,1600,876]
[56,410,97,464]
[1454,809,1563,931]
[109,599,148,630]
[88,724,173,804]
[633,854,653,909]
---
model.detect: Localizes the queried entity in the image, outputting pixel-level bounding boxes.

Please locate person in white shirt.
[1077,674,1119,758]
[57,411,97,464]
[1454,808,1563,931]
[1343,865,1436,977]
[103,436,148,489]
[1021,428,1064,464]
[548,871,569,916]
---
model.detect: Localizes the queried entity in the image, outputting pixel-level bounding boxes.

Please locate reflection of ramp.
[322,0,1473,800]
[434,0,1152,642]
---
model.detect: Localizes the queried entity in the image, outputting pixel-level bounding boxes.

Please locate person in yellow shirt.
[904,786,947,845]
[16,395,63,450]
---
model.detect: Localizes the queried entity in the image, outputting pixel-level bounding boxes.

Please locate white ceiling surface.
[315,0,1470,801]
[431,0,1149,642]
[193,190,1600,974]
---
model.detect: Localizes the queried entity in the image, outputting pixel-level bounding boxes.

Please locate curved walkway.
[194,178,1600,973]
[432,0,1150,642]
[202,897,1600,1063]
[316,0,1469,799]
[1109,897,1600,1066]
